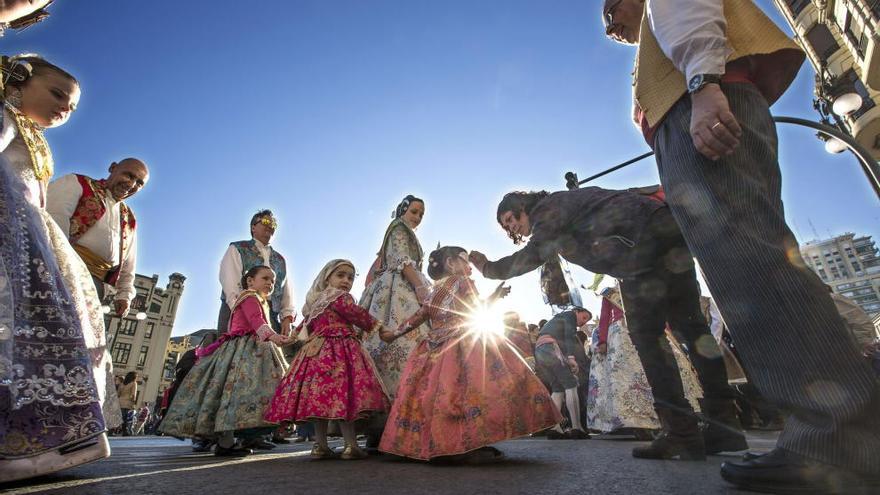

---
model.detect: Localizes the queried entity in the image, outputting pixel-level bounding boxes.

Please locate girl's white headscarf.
[300,259,355,326]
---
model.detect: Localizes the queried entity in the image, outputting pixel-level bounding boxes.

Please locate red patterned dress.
[379,275,561,460]
[265,292,389,423]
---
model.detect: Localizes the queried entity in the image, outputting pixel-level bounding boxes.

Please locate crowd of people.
[1,1,879,493]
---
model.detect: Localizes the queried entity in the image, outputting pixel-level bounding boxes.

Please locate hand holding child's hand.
[380,327,396,344]
[270,334,294,346]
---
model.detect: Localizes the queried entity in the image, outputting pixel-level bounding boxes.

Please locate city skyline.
[3,0,878,336]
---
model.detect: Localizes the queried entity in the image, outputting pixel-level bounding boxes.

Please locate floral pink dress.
[265,293,388,423]
[379,276,561,460]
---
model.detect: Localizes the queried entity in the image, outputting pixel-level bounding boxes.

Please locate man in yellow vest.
[603,0,880,492]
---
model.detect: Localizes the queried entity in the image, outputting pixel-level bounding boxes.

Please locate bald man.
[48,158,150,316]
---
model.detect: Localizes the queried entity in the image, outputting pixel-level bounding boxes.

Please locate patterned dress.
[160,294,288,437]
[587,297,702,433]
[1,107,119,464]
[265,293,388,423]
[360,219,431,399]
[379,276,561,460]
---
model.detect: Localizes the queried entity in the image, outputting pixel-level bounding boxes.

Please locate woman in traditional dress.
[266,259,388,460]
[378,246,560,462]
[586,286,702,436]
[359,195,431,446]
[160,266,292,457]
[0,54,120,482]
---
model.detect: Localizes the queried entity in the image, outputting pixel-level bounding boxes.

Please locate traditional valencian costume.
[360,217,431,400]
[159,290,288,444]
[380,274,560,460]
[587,287,702,434]
[265,260,388,426]
[0,59,119,481]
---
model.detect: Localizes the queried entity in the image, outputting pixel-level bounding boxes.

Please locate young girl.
[378,246,561,462]
[265,259,388,460]
[160,266,292,457]
[0,54,119,481]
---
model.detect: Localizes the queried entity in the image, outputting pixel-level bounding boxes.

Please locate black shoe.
[632,409,706,461]
[721,448,880,494]
[214,445,253,457]
[546,430,567,440]
[192,440,214,453]
[567,429,590,440]
[271,436,291,444]
[243,438,277,450]
[700,399,748,454]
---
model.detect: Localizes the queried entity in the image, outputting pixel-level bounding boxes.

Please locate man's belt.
[73,244,121,285]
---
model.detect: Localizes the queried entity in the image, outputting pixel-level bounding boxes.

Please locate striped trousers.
[654,82,880,475]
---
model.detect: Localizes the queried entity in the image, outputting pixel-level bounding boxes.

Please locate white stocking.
[314,420,329,448]
[551,392,566,432]
[565,388,584,432]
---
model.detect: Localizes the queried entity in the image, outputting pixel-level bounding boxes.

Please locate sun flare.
[468,305,507,339]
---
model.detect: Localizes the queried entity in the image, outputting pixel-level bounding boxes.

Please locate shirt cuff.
[255,324,276,342]
[684,44,731,81]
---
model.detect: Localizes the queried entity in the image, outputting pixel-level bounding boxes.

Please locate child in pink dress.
[265,259,388,460]
[378,246,561,461]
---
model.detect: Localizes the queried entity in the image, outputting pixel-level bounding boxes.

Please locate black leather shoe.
[214,445,253,457]
[546,430,567,440]
[567,429,590,440]
[632,409,706,461]
[242,438,276,450]
[721,448,880,494]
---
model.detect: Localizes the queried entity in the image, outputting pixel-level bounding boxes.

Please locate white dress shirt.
[46,173,137,303]
[218,239,295,319]
[647,0,733,81]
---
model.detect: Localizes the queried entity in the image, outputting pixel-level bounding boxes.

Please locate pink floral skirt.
[379,332,561,460]
[264,335,388,423]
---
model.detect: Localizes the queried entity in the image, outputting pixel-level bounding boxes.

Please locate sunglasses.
[254,217,278,230]
[604,0,622,28]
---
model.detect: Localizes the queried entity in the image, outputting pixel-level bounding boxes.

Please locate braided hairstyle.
[427,245,467,281]
[393,194,424,219]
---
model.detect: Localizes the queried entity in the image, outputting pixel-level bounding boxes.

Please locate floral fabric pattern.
[379,276,561,460]
[361,221,430,398]
[587,318,702,432]
[0,156,107,458]
[159,334,287,437]
[265,293,388,423]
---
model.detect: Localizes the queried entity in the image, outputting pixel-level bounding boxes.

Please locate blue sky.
[5,1,878,335]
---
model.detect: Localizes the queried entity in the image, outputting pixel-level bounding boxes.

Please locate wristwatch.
[687,74,723,94]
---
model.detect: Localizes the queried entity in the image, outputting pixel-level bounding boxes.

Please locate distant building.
[104,272,186,408]
[773,0,880,158]
[801,233,880,315]
[159,329,216,395]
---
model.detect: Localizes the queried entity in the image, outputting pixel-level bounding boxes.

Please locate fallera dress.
[159,292,288,438]
[587,295,702,433]
[265,290,388,423]
[379,275,561,460]
[360,219,431,399]
[1,104,118,482]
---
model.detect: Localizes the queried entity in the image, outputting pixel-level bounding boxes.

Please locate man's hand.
[379,327,396,344]
[567,356,579,375]
[690,84,742,161]
[281,316,294,337]
[468,251,488,273]
[114,299,130,317]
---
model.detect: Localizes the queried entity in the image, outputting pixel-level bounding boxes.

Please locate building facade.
[773,0,880,158]
[160,328,216,396]
[801,233,880,315]
[104,272,186,408]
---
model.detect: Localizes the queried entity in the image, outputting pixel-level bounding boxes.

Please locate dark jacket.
[483,187,664,280]
[540,311,589,375]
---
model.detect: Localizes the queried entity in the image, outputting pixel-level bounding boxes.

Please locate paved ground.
[1,432,778,495]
